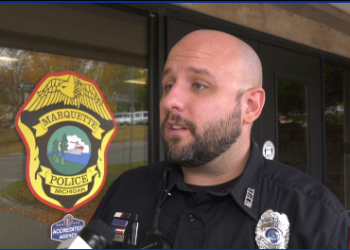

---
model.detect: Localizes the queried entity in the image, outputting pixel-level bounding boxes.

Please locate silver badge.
[255,209,290,249]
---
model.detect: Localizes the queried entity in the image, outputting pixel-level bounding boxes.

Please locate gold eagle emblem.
[24,74,111,120]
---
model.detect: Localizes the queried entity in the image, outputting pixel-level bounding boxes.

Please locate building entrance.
[260,44,323,183]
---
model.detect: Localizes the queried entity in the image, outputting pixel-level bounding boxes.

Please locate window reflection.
[0,47,148,244]
[0,3,149,248]
[277,79,308,173]
[324,64,347,207]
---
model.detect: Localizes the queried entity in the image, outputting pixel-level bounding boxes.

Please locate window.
[0,3,149,248]
[324,63,350,209]
[277,79,309,173]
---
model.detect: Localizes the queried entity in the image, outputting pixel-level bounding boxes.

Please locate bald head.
[167,30,262,90]
[160,29,266,171]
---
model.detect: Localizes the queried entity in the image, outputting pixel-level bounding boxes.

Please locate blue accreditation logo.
[51,214,85,242]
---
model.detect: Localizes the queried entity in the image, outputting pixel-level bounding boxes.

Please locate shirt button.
[188,214,195,222]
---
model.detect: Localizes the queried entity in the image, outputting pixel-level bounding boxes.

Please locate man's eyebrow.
[162,67,172,80]
[162,66,214,80]
[186,67,214,79]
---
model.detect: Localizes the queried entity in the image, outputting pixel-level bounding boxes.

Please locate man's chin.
[164,144,190,160]
[164,135,191,145]
[166,144,185,154]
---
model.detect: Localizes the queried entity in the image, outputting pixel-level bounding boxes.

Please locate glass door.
[260,44,323,183]
[277,78,309,173]
[324,63,350,209]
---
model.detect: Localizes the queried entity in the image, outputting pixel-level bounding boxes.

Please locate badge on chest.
[255,209,290,249]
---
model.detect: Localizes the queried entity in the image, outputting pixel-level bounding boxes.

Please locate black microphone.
[57,219,114,249]
[138,169,171,249]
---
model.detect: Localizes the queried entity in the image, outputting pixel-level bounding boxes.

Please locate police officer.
[92,30,350,248]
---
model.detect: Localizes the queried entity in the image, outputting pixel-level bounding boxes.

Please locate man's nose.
[161,82,187,112]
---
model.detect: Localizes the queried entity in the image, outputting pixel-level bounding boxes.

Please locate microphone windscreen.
[82,219,115,248]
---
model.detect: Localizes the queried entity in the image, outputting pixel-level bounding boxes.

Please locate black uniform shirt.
[92,140,350,248]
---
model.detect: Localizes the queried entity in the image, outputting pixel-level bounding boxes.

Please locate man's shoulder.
[260,159,349,248]
[262,159,345,214]
[122,160,169,178]
[108,161,169,189]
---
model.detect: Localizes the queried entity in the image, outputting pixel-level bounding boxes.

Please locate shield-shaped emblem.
[15,72,117,212]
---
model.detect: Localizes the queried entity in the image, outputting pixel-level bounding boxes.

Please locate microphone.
[138,169,171,249]
[57,219,114,249]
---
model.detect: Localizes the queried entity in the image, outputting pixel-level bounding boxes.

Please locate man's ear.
[242,87,265,124]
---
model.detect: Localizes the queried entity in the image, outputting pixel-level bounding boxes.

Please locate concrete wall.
[174,3,350,60]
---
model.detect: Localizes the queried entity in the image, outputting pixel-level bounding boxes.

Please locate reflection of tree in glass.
[0,48,34,123]
[278,80,308,173]
[133,69,148,111]
[324,64,346,207]
[96,64,134,114]
[325,65,343,107]
[278,80,307,124]
[0,47,148,125]
[324,64,343,126]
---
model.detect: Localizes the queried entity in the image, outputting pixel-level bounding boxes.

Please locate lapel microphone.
[138,168,171,249]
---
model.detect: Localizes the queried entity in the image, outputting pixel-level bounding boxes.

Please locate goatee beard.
[160,105,242,168]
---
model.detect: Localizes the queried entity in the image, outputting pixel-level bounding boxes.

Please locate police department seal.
[15,72,117,212]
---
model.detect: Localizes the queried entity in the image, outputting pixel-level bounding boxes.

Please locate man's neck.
[181,136,251,186]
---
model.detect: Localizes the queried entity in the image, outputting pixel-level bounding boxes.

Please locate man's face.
[160,34,244,167]
[160,101,242,167]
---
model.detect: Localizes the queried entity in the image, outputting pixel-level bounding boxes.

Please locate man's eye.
[193,83,205,90]
[164,85,172,92]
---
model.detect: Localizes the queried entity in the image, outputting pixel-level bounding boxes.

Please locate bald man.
[92,30,350,249]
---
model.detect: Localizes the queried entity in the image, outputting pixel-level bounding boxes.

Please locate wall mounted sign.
[262,140,275,160]
[15,72,117,212]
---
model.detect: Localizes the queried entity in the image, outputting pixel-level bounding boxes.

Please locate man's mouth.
[171,124,185,130]
[161,113,196,136]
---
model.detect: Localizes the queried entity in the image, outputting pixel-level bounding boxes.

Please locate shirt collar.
[166,137,264,220]
[166,164,189,193]
[229,138,264,220]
